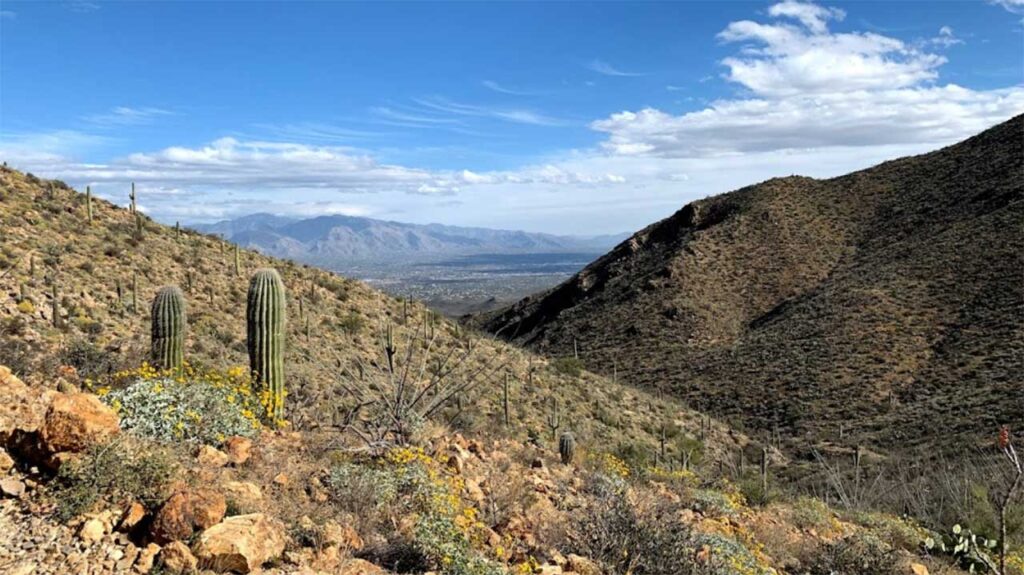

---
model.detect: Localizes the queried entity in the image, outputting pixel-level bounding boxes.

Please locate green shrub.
[805,532,898,575]
[103,368,264,445]
[51,439,176,522]
[550,357,584,378]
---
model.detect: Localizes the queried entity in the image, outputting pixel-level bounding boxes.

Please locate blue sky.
[1,1,1022,234]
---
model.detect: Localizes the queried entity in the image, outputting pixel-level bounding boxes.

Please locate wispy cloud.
[0,10,16,19]
[249,122,392,143]
[412,96,565,126]
[481,80,535,96]
[587,59,645,77]
[988,0,1024,13]
[929,26,963,48]
[83,106,173,127]
[369,106,466,127]
[63,1,100,13]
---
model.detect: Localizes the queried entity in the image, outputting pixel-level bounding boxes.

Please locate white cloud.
[84,106,173,126]
[481,80,535,96]
[587,59,645,77]
[411,96,565,126]
[930,26,963,48]
[592,1,1024,158]
[988,0,1024,13]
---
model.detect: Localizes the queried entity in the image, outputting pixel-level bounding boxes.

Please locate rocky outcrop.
[193,513,286,573]
[39,393,119,455]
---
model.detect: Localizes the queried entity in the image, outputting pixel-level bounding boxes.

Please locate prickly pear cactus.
[247,268,287,421]
[150,286,186,371]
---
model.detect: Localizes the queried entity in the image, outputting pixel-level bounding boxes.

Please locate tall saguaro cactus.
[86,186,94,224]
[151,286,186,371]
[247,268,287,421]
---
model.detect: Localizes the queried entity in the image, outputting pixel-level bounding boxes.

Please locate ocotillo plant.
[247,268,287,421]
[559,431,576,464]
[150,286,186,371]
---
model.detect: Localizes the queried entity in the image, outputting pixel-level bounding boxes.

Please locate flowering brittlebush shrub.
[94,363,272,445]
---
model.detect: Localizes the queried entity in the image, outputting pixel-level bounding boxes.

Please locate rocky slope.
[479,114,1024,453]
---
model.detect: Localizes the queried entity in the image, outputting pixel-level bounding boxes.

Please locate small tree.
[998,426,1022,575]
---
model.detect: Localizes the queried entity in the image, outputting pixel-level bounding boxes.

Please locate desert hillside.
[479,114,1024,453]
[1,165,1013,575]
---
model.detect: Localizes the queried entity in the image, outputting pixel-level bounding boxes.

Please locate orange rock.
[193,513,286,573]
[910,564,930,575]
[223,436,252,465]
[151,488,227,543]
[323,520,364,551]
[338,558,386,575]
[159,541,197,574]
[118,502,147,532]
[196,445,229,467]
[39,392,119,454]
[273,472,290,486]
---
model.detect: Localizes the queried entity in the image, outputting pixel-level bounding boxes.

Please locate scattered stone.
[273,472,289,486]
[0,478,26,498]
[222,480,263,509]
[159,540,198,574]
[78,518,106,543]
[223,436,252,465]
[118,501,147,532]
[322,519,363,551]
[0,448,14,473]
[910,564,930,575]
[566,554,602,575]
[193,513,286,573]
[151,488,227,543]
[135,542,161,574]
[196,444,229,467]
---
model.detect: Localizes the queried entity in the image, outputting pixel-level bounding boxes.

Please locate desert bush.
[99,363,267,445]
[549,357,583,378]
[804,532,898,575]
[51,439,177,521]
[59,338,119,379]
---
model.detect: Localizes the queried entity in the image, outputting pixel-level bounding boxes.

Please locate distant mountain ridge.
[194,213,627,264]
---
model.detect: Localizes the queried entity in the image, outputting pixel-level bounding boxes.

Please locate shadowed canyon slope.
[480,114,1024,451]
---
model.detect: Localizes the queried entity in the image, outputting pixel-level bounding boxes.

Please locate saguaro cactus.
[559,431,576,465]
[151,286,186,371]
[247,268,287,421]
[86,186,94,224]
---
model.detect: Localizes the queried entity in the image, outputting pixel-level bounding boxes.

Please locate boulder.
[222,481,263,511]
[0,366,52,446]
[0,478,25,498]
[151,488,227,543]
[39,392,119,454]
[0,448,15,473]
[79,518,106,543]
[118,502,147,532]
[193,513,286,573]
[322,519,363,551]
[135,543,161,574]
[196,445,229,467]
[223,436,252,465]
[159,541,197,574]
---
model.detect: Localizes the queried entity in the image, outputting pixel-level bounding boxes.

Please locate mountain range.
[194,213,627,265]
[479,114,1024,452]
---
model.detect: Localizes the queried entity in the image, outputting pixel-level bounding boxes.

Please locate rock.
[910,564,930,575]
[223,436,252,465]
[273,472,289,486]
[0,448,14,473]
[196,445,229,467]
[338,558,386,575]
[222,481,263,510]
[39,392,119,454]
[0,477,25,497]
[118,502,147,532]
[159,541,197,574]
[135,543,161,574]
[0,366,53,454]
[322,520,363,551]
[79,518,106,543]
[566,554,602,575]
[151,488,227,543]
[7,562,37,575]
[193,513,286,573]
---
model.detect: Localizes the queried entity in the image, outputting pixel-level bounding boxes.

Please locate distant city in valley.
[195,213,624,314]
